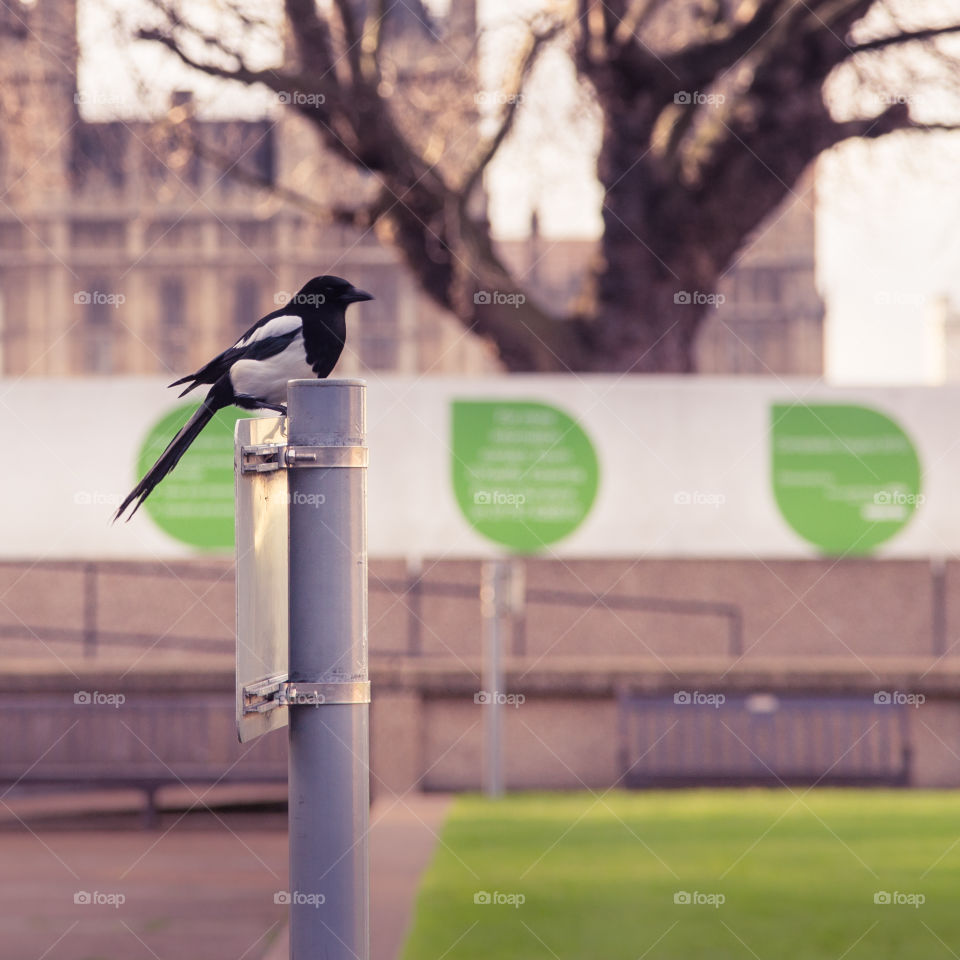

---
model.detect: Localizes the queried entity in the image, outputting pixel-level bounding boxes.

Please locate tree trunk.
[580,96,711,372]
[584,275,705,372]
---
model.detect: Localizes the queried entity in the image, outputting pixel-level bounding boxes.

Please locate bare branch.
[173,120,384,227]
[828,103,960,145]
[136,27,291,93]
[284,0,336,73]
[330,0,364,83]
[459,21,563,200]
[848,23,960,56]
[611,0,658,47]
[584,0,609,66]
[360,0,388,81]
[664,0,802,88]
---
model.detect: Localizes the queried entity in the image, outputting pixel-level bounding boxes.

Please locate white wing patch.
[229,333,316,405]
[235,314,302,348]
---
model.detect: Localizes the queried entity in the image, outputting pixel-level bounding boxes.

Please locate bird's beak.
[343,288,374,303]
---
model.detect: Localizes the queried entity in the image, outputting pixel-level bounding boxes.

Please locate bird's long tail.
[114,383,227,522]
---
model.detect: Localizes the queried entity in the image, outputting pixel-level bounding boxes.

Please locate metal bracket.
[242,676,370,713]
[242,674,287,714]
[241,443,368,473]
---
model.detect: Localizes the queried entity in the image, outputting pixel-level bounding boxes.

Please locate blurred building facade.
[698,174,824,375]
[0,0,498,379]
[500,177,825,378]
[0,2,822,380]
[933,294,960,381]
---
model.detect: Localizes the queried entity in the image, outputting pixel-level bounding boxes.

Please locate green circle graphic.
[771,403,923,555]
[452,399,600,553]
[137,403,250,549]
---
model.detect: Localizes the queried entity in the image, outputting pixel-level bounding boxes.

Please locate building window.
[82,279,114,374]
[752,267,781,304]
[356,268,398,371]
[0,288,6,376]
[158,278,186,373]
[234,276,261,339]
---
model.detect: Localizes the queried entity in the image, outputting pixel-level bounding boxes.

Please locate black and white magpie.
[114,275,373,521]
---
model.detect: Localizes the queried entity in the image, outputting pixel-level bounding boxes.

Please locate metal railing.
[0,560,745,659]
[370,575,744,657]
[0,559,234,657]
[618,692,912,787]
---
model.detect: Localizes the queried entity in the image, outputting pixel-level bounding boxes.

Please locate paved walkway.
[0,788,450,960]
[265,793,451,960]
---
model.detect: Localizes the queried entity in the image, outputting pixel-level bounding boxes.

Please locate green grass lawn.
[401,790,960,959]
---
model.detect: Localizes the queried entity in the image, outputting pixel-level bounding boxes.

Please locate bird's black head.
[292,275,374,310]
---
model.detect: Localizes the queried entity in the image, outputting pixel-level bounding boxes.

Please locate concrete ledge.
[7,654,960,693]
[372,655,960,696]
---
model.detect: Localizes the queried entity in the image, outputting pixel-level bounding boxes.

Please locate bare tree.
[136,0,960,372]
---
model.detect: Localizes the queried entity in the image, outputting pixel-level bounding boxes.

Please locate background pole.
[287,379,369,960]
[481,559,508,798]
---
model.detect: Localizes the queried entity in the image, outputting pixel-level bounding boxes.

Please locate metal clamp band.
[242,678,370,713]
[284,446,368,468]
[282,681,371,706]
[241,444,368,473]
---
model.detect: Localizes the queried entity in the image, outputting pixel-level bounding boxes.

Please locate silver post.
[287,379,369,960]
[481,559,509,798]
[508,559,526,657]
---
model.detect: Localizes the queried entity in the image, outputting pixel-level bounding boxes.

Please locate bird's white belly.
[229,335,316,404]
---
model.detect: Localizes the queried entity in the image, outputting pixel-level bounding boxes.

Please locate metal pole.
[82,562,98,658]
[931,556,947,657]
[406,555,422,656]
[509,559,526,657]
[481,559,508,798]
[287,379,369,960]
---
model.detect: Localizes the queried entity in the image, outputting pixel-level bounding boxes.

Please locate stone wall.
[2,557,959,797]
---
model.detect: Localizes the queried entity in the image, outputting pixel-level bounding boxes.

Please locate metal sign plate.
[235,415,289,742]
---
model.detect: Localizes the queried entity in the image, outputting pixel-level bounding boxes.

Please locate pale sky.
[77,0,960,385]
[818,132,960,384]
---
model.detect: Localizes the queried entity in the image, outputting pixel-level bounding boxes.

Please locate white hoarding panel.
[1,376,956,559]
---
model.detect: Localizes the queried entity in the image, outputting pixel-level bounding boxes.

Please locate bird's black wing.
[201,325,303,386]
[169,311,304,396]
